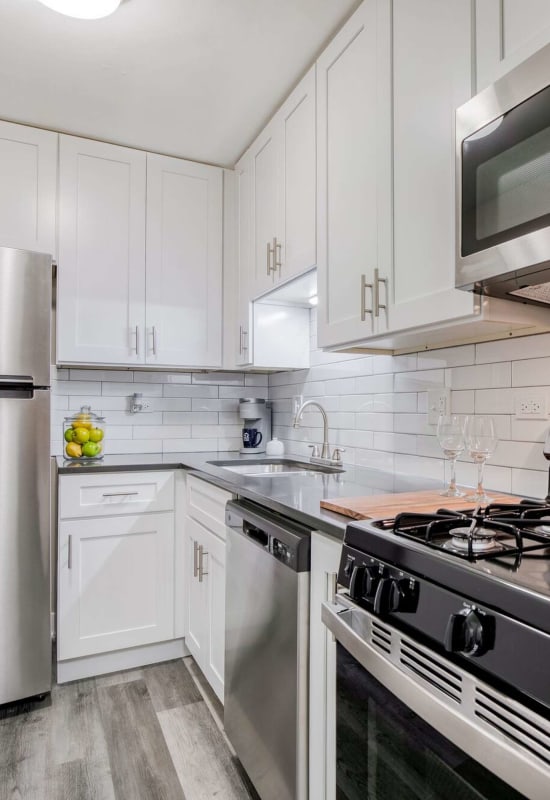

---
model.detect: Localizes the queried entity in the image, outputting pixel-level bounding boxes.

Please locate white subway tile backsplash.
[512,357,550,387]
[54,381,102,396]
[102,382,163,397]
[446,363,511,390]
[511,468,548,499]
[164,384,219,398]
[476,333,550,365]
[162,411,218,425]
[394,370,445,393]
[192,372,244,385]
[511,418,550,443]
[70,369,134,382]
[474,388,515,414]
[417,345,475,370]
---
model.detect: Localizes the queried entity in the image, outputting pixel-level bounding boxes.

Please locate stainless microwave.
[456,43,550,308]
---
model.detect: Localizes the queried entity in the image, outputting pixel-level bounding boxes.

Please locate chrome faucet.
[293,400,331,460]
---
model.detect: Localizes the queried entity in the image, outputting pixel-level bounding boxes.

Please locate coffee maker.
[239,398,271,454]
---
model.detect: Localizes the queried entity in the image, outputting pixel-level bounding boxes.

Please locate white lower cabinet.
[184,475,231,704]
[309,531,341,800]
[57,470,184,681]
[58,512,175,660]
[185,516,226,703]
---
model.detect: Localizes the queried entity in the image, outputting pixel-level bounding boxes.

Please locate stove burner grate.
[389,503,550,562]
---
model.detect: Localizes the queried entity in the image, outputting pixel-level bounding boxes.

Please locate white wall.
[52,367,267,457]
[269,311,550,499]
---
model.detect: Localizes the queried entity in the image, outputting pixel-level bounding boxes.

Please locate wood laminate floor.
[0,657,260,800]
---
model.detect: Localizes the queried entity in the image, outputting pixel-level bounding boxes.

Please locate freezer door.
[0,387,51,703]
[0,247,52,387]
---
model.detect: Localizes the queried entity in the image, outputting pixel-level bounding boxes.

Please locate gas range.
[339,500,550,715]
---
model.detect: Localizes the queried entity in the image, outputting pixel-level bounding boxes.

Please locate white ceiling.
[0,0,360,167]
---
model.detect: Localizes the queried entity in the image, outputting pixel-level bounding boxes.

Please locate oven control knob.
[349,565,366,601]
[444,609,495,657]
[373,577,393,615]
[364,567,381,598]
[389,579,417,612]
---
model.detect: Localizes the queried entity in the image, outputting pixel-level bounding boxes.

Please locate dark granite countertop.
[56,451,443,539]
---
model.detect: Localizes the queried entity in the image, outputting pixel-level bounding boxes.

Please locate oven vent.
[400,640,462,704]
[370,619,392,654]
[474,687,550,766]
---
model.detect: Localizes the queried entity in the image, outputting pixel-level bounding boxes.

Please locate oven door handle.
[322,600,375,674]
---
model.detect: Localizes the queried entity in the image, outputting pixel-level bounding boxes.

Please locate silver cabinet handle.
[274,237,282,276]
[102,491,139,497]
[360,274,373,322]
[68,534,73,570]
[132,325,139,356]
[267,241,273,275]
[193,540,199,578]
[325,571,338,605]
[239,325,248,355]
[374,268,388,318]
[198,545,208,583]
[151,326,158,355]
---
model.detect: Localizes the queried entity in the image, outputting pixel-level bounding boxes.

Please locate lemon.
[65,441,82,458]
[72,417,92,430]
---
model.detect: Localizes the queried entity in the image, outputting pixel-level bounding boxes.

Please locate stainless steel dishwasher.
[225,500,310,800]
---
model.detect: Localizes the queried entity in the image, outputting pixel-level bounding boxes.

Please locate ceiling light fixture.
[37,0,121,19]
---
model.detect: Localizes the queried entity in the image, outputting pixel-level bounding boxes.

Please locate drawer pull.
[101,491,140,498]
[68,534,73,569]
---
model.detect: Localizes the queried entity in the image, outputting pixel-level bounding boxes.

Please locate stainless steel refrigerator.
[0,246,52,704]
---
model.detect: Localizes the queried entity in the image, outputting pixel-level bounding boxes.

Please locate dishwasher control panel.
[271,537,292,565]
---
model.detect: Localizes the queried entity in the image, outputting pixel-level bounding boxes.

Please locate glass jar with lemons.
[63,404,106,461]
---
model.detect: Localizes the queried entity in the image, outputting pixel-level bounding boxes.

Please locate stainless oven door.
[322,598,550,800]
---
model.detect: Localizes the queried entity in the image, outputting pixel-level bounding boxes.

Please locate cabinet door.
[146,154,223,368]
[57,135,146,365]
[279,65,317,281]
[251,121,281,295]
[316,0,392,348]
[0,121,57,257]
[203,527,226,704]
[235,152,254,366]
[309,532,341,800]
[389,0,476,333]
[58,512,175,660]
[185,516,226,704]
[185,517,208,667]
[476,0,550,91]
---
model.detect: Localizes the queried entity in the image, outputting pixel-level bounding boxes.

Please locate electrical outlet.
[515,392,547,419]
[130,392,153,413]
[427,388,451,425]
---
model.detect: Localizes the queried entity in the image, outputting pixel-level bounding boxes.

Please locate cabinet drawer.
[59,470,175,519]
[186,475,232,540]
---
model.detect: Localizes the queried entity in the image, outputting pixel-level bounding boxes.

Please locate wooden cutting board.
[320,489,518,521]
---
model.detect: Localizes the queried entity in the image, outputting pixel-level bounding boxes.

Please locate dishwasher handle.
[243,521,269,548]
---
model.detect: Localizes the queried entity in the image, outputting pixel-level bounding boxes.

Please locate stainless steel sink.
[207,458,344,476]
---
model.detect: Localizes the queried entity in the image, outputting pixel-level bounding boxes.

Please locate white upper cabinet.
[146,154,223,368]
[279,66,317,281]
[251,121,281,295]
[57,135,146,365]
[316,0,392,348]
[0,121,57,257]
[476,0,550,91]
[389,0,476,332]
[249,66,317,296]
[234,151,254,366]
[57,139,223,368]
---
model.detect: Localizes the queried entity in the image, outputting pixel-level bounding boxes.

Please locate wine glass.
[436,415,466,497]
[464,415,498,503]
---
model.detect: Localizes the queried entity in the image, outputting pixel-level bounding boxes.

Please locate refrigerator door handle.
[0,376,34,387]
